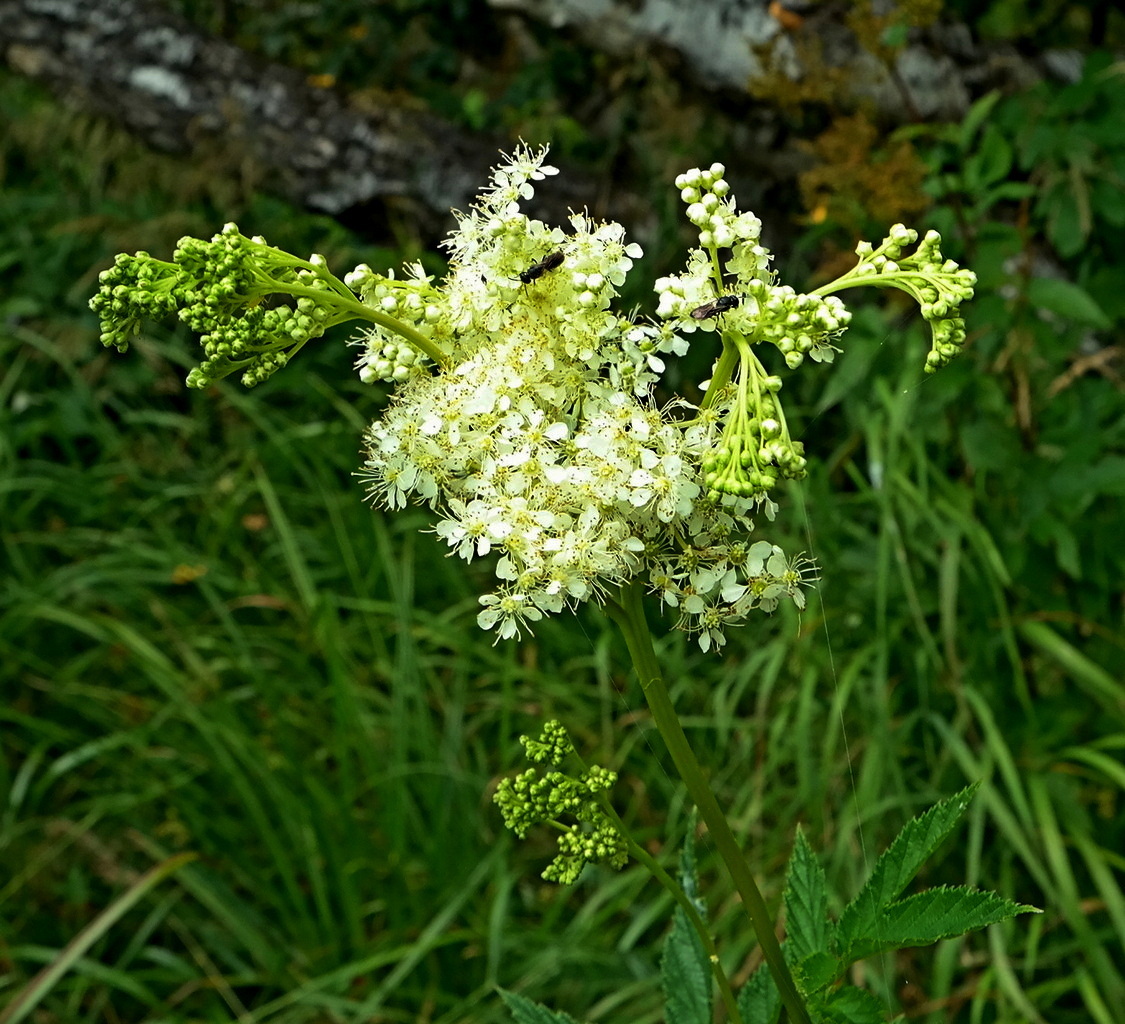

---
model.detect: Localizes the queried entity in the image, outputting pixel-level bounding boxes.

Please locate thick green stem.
[698,333,740,413]
[606,582,812,1024]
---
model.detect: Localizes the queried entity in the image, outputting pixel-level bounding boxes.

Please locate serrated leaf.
[811,985,888,1024]
[841,886,1040,961]
[836,784,979,955]
[498,989,583,1024]
[796,950,840,993]
[662,906,712,1024]
[736,964,781,1024]
[1026,276,1111,328]
[784,827,833,964]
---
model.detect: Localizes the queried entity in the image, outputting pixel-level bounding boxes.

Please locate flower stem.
[605,582,812,1024]
[698,332,740,412]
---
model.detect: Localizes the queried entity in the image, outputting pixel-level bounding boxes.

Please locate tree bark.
[1,0,1056,243]
[0,0,610,236]
[489,0,1044,121]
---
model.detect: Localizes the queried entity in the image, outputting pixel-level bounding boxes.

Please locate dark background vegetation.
[2,2,1123,1022]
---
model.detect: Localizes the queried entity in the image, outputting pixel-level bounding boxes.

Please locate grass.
[2,69,1124,1023]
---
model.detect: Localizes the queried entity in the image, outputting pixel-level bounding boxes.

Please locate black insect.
[518,250,565,285]
[689,295,741,320]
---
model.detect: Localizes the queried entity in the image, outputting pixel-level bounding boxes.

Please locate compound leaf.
[836,784,978,954]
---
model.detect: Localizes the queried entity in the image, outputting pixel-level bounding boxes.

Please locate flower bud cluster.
[846,225,976,372]
[346,264,441,383]
[652,166,850,503]
[92,224,363,389]
[521,720,574,765]
[743,282,851,370]
[675,163,768,256]
[493,722,626,884]
[353,338,424,384]
[701,369,808,500]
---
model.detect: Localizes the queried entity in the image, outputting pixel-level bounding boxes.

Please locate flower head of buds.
[494,722,627,884]
[90,225,382,389]
[842,225,976,372]
[655,163,850,502]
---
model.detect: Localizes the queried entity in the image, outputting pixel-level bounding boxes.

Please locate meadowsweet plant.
[92,145,1032,1023]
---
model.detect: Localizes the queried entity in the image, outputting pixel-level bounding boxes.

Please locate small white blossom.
[477,591,544,640]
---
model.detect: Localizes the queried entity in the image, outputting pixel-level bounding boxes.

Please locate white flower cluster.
[359,146,813,647]
[654,165,851,370]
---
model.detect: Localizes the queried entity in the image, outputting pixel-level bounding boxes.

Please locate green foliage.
[660,833,712,1024]
[889,52,1125,630]
[661,905,712,1024]
[775,788,1037,1019]
[737,966,781,1024]
[784,829,833,967]
[499,989,585,1024]
[835,784,982,954]
[4,19,1125,1024]
[511,788,1035,1024]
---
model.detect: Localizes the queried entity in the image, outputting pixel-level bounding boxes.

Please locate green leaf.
[736,964,781,1024]
[959,90,1003,150]
[1026,277,1111,328]
[498,989,583,1024]
[842,886,1040,961]
[784,827,833,964]
[796,951,839,993]
[810,985,888,1024]
[1045,192,1088,258]
[982,182,1036,204]
[836,784,979,958]
[680,813,706,918]
[662,905,712,1024]
[880,22,908,48]
[970,125,1014,190]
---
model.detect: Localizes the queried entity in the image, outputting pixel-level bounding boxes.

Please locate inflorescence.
[90,145,974,650]
[493,722,627,885]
